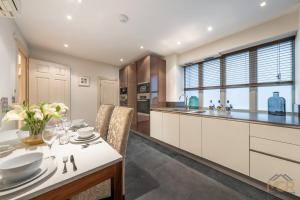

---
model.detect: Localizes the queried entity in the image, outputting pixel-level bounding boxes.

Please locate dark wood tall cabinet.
[136,55,166,135]
[119,63,137,130]
[119,55,166,135]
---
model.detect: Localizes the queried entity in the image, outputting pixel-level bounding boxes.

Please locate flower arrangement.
[2,102,68,136]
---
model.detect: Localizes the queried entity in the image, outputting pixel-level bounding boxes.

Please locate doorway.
[17,49,28,105]
[97,78,119,109]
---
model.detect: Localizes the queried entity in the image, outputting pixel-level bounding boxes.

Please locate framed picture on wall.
[79,76,90,87]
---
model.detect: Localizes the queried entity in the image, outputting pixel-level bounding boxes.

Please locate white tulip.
[32,108,44,120]
[2,110,24,122]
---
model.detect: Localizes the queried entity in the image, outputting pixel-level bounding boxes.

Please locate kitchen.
[0,0,300,200]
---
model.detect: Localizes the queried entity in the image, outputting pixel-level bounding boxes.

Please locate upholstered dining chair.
[95,104,115,140]
[72,106,133,200]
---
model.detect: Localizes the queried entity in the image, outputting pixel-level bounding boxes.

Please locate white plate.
[0,146,15,158]
[0,162,47,191]
[0,158,57,198]
[70,133,100,144]
[75,134,96,141]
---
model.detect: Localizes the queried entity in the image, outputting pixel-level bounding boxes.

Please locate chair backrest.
[95,104,115,140]
[106,106,133,156]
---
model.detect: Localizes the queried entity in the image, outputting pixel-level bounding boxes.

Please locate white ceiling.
[15,0,299,66]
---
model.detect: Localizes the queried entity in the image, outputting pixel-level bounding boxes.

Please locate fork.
[62,156,68,174]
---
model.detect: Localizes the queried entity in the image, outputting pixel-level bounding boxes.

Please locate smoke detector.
[119,14,129,23]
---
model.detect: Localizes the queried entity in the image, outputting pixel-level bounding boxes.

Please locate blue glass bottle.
[268,92,286,116]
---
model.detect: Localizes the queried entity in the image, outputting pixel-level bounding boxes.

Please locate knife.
[70,155,78,171]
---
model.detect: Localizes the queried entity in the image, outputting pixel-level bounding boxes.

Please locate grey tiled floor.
[125,132,281,200]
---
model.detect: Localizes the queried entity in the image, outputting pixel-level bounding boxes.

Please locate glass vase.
[268,92,286,116]
[17,130,44,146]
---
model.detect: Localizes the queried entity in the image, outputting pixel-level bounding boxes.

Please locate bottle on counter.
[225,100,233,112]
[216,100,224,111]
[208,100,215,111]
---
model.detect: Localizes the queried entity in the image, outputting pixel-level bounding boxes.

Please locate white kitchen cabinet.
[180,115,202,157]
[250,151,300,196]
[202,118,250,175]
[150,111,163,140]
[162,113,180,147]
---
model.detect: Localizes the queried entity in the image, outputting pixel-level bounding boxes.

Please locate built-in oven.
[137,93,150,114]
[119,87,128,106]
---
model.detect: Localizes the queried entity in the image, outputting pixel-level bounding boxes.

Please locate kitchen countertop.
[151,107,300,128]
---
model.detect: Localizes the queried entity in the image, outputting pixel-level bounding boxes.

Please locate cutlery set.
[62,155,77,174]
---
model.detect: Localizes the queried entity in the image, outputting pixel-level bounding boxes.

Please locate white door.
[99,79,118,106]
[29,59,70,108]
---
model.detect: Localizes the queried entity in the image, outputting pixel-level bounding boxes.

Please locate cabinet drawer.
[250,124,300,146]
[250,137,300,163]
[250,151,300,197]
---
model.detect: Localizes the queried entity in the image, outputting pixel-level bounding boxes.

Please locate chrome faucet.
[179,95,190,110]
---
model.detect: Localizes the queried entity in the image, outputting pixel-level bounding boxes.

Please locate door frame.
[97,77,119,110]
[16,48,29,105]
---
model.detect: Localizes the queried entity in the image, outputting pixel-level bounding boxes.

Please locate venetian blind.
[225,51,250,86]
[202,58,221,88]
[256,40,294,84]
[184,64,199,89]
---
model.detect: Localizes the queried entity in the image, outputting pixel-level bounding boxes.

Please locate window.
[257,86,293,112]
[183,37,295,112]
[226,88,249,110]
[257,40,293,83]
[225,51,249,86]
[184,64,199,89]
[202,59,220,88]
[203,89,220,108]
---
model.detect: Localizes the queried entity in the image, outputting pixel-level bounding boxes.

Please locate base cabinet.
[250,151,300,196]
[162,113,180,147]
[150,111,163,140]
[179,115,202,157]
[202,118,250,175]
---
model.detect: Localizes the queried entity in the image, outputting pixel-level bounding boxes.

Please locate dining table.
[0,129,123,200]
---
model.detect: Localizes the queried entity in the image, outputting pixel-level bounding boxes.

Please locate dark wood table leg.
[111,161,123,200]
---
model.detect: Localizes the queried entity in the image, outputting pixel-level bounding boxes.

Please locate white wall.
[30,48,119,125]
[295,8,300,105]
[165,54,184,102]
[166,11,299,102]
[0,18,28,131]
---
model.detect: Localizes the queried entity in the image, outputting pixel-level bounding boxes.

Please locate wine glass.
[42,126,57,158]
[60,119,71,145]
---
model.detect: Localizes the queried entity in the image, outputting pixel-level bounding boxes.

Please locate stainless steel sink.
[187,110,206,114]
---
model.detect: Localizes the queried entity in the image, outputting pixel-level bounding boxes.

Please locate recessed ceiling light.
[64,44,69,48]
[207,26,213,32]
[140,46,144,49]
[260,1,266,7]
[77,0,82,3]
[177,41,181,45]
[66,15,72,20]
[120,58,124,62]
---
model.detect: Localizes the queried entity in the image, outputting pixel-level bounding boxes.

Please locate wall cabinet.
[162,113,180,147]
[179,115,202,157]
[150,111,163,140]
[202,118,250,175]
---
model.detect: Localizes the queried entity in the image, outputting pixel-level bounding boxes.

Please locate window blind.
[225,51,250,86]
[202,59,220,88]
[256,40,294,84]
[184,64,199,89]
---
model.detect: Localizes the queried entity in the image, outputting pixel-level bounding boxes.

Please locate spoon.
[81,141,102,149]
